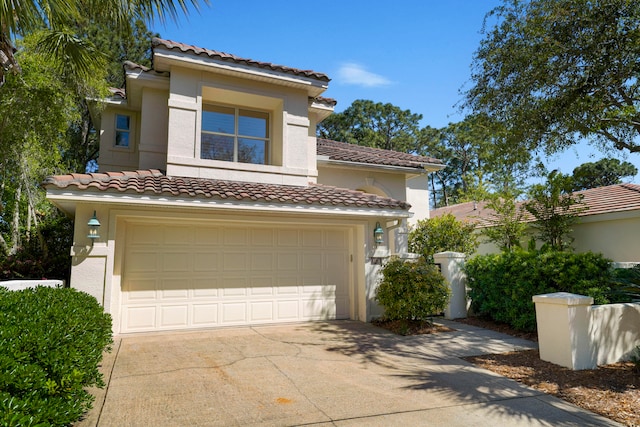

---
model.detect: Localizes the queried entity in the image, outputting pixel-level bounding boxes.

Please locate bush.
[375,257,450,321]
[608,265,640,303]
[0,286,112,426]
[465,250,613,332]
[0,215,74,282]
[409,214,478,262]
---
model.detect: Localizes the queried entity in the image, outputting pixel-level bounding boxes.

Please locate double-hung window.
[115,114,131,147]
[201,105,270,164]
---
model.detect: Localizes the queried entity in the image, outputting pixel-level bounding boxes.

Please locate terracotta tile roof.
[317,138,443,169]
[43,170,410,211]
[312,96,337,107]
[431,183,640,227]
[152,38,330,83]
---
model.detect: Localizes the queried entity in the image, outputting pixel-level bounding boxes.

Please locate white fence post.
[532,292,595,370]
[433,251,467,319]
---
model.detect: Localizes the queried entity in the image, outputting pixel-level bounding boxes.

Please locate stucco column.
[533,292,595,370]
[433,252,467,319]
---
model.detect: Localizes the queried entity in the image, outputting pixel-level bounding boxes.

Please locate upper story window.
[201,104,270,165]
[115,114,131,147]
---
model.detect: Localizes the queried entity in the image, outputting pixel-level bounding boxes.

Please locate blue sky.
[151,0,639,182]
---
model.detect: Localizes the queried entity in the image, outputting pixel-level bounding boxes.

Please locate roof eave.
[44,188,411,219]
[317,157,444,174]
[153,51,329,97]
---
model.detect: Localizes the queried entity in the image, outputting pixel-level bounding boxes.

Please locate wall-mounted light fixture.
[373,222,384,246]
[87,211,101,244]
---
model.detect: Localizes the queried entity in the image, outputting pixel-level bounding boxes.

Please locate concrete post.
[532,292,595,370]
[433,252,467,319]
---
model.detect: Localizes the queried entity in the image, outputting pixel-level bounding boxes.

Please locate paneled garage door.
[120,221,351,333]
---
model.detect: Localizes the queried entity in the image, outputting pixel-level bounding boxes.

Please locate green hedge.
[0,286,112,426]
[465,250,613,332]
[375,257,450,321]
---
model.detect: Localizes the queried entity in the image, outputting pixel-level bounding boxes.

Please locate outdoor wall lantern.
[87,211,101,243]
[373,222,384,246]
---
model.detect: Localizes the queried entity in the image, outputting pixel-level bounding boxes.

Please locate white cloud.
[337,63,392,87]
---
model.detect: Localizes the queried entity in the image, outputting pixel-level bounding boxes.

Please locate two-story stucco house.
[43,38,443,334]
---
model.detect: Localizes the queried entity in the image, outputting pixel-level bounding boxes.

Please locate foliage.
[317,99,422,153]
[481,190,528,251]
[466,0,640,155]
[465,250,613,331]
[0,286,112,426]
[409,214,479,262]
[524,170,587,251]
[0,0,208,85]
[375,257,450,321]
[608,265,640,303]
[418,114,532,208]
[0,35,91,256]
[571,158,638,191]
[0,214,74,282]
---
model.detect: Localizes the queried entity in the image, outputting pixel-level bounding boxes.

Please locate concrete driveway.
[78,320,620,426]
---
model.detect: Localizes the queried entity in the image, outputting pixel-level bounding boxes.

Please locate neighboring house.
[43,38,444,334]
[430,183,640,262]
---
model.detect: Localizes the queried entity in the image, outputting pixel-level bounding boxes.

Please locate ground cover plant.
[0,286,112,426]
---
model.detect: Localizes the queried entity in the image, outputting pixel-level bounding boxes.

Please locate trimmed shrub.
[375,257,450,321]
[465,250,613,332]
[608,265,640,303]
[0,286,112,426]
[409,214,478,262]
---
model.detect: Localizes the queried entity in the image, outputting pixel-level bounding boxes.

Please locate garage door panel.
[251,229,274,246]
[162,252,190,272]
[192,279,218,297]
[127,251,158,273]
[122,223,352,332]
[193,253,219,272]
[192,304,218,325]
[159,278,189,299]
[222,302,247,323]
[302,230,322,246]
[250,301,274,321]
[159,305,189,327]
[123,278,156,300]
[194,227,220,245]
[251,253,274,270]
[223,228,247,246]
[163,226,192,245]
[223,253,248,270]
[124,306,156,330]
[277,229,299,246]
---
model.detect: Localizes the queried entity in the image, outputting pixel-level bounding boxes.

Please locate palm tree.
[0,0,208,85]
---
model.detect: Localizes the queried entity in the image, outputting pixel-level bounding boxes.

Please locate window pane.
[116,114,130,130]
[203,106,235,134]
[115,130,129,147]
[239,110,268,138]
[238,138,267,164]
[201,134,234,161]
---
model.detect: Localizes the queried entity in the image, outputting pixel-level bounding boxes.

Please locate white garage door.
[120,221,351,333]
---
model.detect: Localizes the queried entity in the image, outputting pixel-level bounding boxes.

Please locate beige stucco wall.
[473,211,640,263]
[572,212,640,262]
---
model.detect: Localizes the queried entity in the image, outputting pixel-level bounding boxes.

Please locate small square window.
[115,114,131,147]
